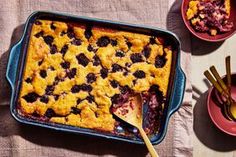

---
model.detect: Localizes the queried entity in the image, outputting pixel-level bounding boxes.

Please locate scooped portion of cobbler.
[18,19,172,135]
[187,0,233,36]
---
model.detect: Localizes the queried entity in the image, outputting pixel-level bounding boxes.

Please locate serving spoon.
[113,94,159,157]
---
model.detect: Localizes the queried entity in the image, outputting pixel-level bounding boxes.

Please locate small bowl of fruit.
[181,0,236,42]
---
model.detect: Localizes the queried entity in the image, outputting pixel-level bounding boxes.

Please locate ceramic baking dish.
[6,11,186,145]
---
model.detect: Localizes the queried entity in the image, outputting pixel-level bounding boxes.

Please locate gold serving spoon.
[113,94,159,157]
[204,70,233,120]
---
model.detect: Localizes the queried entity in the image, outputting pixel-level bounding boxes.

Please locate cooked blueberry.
[67,27,75,39]
[93,55,100,66]
[86,95,95,103]
[43,35,54,46]
[142,46,151,58]
[71,107,81,114]
[155,55,166,68]
[133,70,145,79]
[120,85,130,94]
[25,78,32,83]
[110,80,119,88]
[76,53,89,67]
[34,31,44,38]
[50,44,58,54]
[86,73,96,84]
[130,53,143,63]
[80,84,92,92]
[40,70,47,78]
[60,31,66,36]
[96,36,110,47]
[54,95,59,100]
[22,92,39,103]
[60,45,68,55]
[67,68,77,79]
[100,68,108,79]
[84,27,92,39]
[60,61,70,69]
[150,36,156,44]
[111,94,120,104]
[40,95,49,103]
[112,64,123,72]
[127,41,132,49]
[38,60,43,66]
[49,66,55,71]
[111,39,117,46]
[71,38,82,46]
[71,85,81,93]
[35,20,42,25]
[149,84,160,92]
[44,108,56,118]
[125,62,131,67]
[133,79,137,85]
[45,85,54,95]
[115,50,125,57]
[77,98,82,104]
[87,44,96,52]
[50,23,56,30]
[123,71,128,76]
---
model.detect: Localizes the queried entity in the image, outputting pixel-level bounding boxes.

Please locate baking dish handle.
[6,41,22,90]
[169,66,186,114]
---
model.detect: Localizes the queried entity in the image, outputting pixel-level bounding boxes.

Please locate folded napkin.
[0,0,192,156]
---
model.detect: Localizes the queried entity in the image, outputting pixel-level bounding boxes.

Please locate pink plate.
[181,0,236,42]
[207,73,236,136]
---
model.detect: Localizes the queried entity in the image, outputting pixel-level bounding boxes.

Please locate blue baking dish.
[6,11,186,145]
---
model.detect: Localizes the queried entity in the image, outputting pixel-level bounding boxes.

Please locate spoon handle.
[138,127,159,157]
[210,66,228,92]
[226,56,231,92]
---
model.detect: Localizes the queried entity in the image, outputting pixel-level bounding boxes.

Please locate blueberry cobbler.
[18,20,172,135]
[187,0,233,36]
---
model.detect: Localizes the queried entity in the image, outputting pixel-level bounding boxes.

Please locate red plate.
[207,74,236,136]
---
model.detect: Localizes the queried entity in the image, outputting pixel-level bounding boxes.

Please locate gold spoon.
[225,56,236,120]
[209,65,236,120]
[113,94,159,157]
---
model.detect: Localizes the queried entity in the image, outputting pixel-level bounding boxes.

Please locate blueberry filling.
[130,53,143,63]
[96,36,110,47]
[22,92,39,103]
[40,70,47,78]
[76,53,89,67]
[133,70,145,79]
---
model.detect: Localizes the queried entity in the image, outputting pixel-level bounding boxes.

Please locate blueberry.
[25,78,32,83]
[111,39,117,46]
[112,64,123,72]
[45,85,54,95]
[60,45,68,55]
[50,23,56,30]
[86,95,95,103]
[96,36,110,47]
[67,27,75,39]
[110,80,119,88]
[86,73,96,84]
[155,55,166,68]
[71,85,81,93]
[54,95,59,101]
[150,36,156,44]
[38,60,43,66]
[43,35,54,46]
[84,27,92,39]
[71,38,82,46]
[130,53,143,63]
[127,41,132,49]
[142,46,151,58]
[133,70,145,79]
[50,44,58,54]
[71,107,81,114]
[34,31,44,38]
[60,61,70,69]
[76,53,89,67]
[40,70,47,78]
[67,68,77,79]
[115,50,125,57]
[93,55,101,66]
[87,44,96,52]
[44,108,56,118]
[40,95,49,103]
[100,68,108,78]
[22,92,39,103]
[80,84,92,92]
